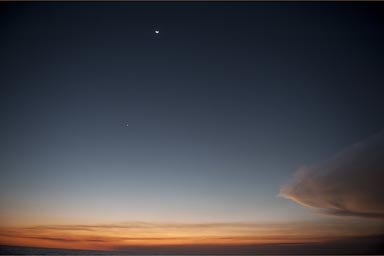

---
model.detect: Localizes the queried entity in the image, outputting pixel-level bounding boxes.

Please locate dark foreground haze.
[1,236,384,255]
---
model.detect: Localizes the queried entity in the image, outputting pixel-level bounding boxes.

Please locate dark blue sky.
[0,2,383,252]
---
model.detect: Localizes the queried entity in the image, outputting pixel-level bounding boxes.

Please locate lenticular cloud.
[280,132,384,218]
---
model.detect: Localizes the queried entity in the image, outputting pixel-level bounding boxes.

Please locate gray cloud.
[280,132,384,218]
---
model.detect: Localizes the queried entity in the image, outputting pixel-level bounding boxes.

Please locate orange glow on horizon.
[0,221,381,251]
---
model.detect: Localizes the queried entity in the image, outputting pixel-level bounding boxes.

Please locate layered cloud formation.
[1,221,382,252]
[280,132,384,218]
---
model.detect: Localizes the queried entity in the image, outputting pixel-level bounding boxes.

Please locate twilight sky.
[0,2,384,254]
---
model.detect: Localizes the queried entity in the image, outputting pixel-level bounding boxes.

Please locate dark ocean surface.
[1,241,384,256]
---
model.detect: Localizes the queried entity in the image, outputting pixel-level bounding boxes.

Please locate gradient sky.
[0,2,384,254]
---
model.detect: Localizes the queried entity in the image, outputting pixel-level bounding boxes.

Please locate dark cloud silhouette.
[1,234,384,255]
[113,234,384,255]
[280,132,384,218]
[0,235,382,255]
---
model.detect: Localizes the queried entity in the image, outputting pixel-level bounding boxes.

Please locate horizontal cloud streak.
[1,234,384,255]
[1,220,382,251]
[280,131,384,218]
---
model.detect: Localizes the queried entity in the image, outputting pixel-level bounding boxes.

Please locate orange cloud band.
[1,221,382,251]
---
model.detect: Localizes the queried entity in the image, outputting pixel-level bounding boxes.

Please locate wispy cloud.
[1,220,382,251]
[280,131,384,218]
